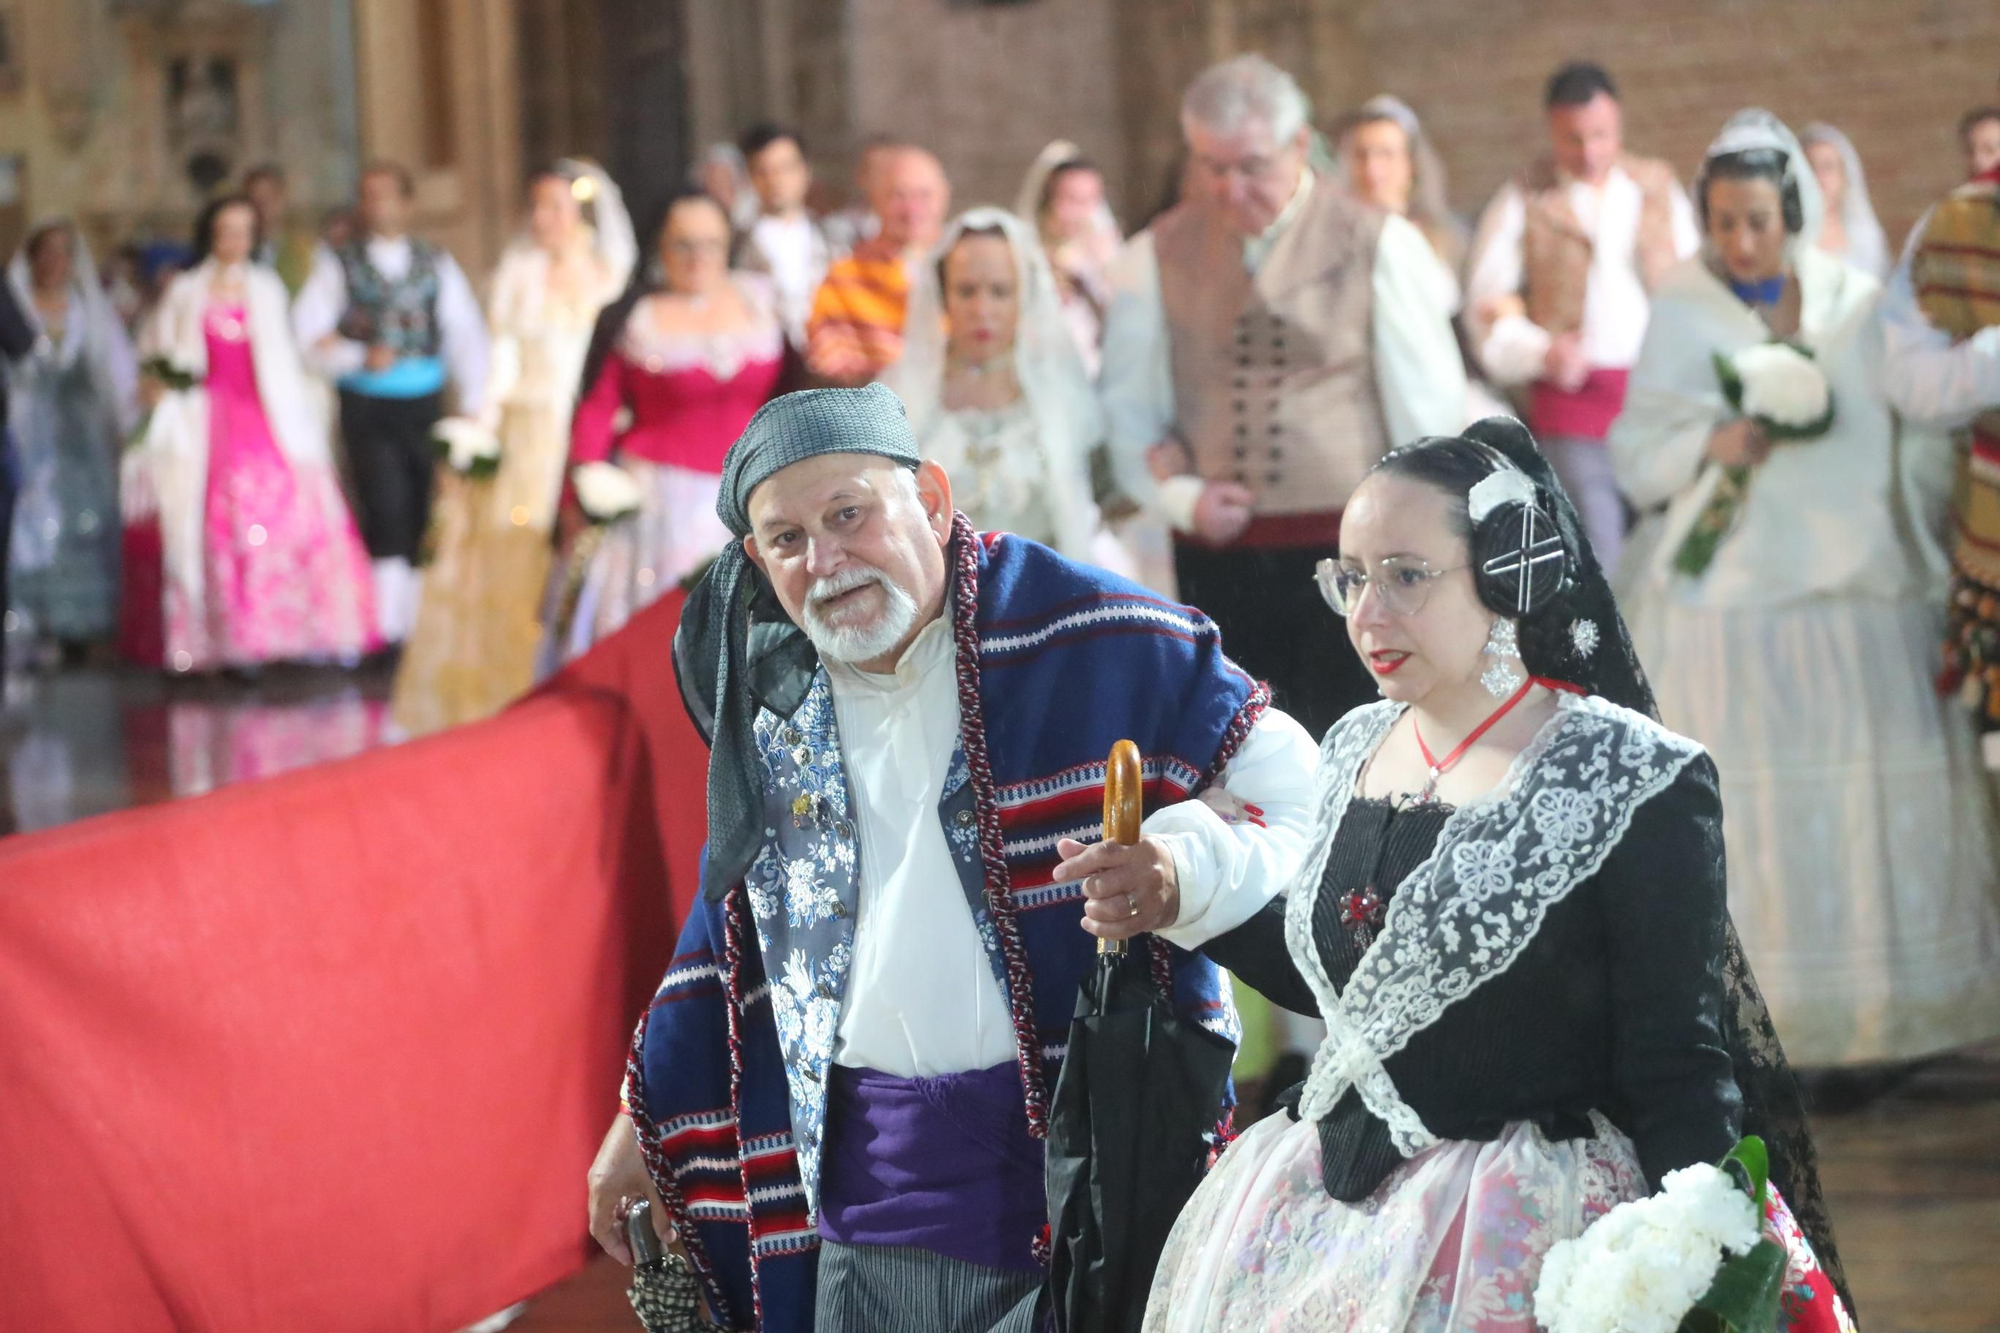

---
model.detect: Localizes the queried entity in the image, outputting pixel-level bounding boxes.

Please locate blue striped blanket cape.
[628,521,1267,1330]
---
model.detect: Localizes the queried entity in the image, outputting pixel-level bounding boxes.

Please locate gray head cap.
[716,384,923,537]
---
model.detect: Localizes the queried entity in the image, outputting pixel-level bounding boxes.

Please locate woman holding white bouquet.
[1610,110,2000,1081]
[541,190,787,665]
[391,160,633,735]
[1143,417,1852,1332]
[124,196,376,673]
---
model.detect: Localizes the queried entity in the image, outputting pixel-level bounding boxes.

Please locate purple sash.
[817,1061,1046,1273]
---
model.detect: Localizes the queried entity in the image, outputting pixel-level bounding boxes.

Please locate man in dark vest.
[295,160,487,645]
[1101,54,1466,742]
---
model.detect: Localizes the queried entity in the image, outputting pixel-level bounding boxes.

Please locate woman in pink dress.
[545,190,788,663]
[126,195,376,672]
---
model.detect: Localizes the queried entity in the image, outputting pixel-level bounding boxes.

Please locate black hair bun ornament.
[1468,466,1569,618]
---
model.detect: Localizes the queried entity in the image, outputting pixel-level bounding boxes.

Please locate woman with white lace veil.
[1144,417,1853,1331]
[1800,122,1889,279]
[6,217,137,663]
[1014,142,1122,377]
[882,206,1111,566]
[391,159,634,734]
[1611,110,2000,1086]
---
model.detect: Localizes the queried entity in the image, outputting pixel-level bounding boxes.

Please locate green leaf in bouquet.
[1710,352,1745,413]
[1672,465,1753,578]
[1689,1237,1787,1333]
[1718,1135,1770,1208]
[141,356,201,392]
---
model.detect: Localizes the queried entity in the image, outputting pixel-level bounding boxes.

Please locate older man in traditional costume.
[1465,61,1700,574]
[1884,157,2000,768]
[1100,54,1467,743]
[584,384,1316,1331]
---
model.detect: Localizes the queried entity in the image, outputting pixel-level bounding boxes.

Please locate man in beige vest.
[1101,54,1465,741]
[1465,61,1699,573]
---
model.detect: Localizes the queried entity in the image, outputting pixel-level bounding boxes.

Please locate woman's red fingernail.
[1245,804,1264,816]
[1250,817,1267,828]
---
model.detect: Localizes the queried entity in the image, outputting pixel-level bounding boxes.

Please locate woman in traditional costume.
[1800,122,1889,280]
[883,208,1109,566]
[124,195,376,674]
[6,218,136,662]
[1335,95,1512,428]
[1610,110,2000,1081]
[1144,415,1853,1331]
[1014,143,1122,378]
[391,159,633,733]
[543,190,786,664]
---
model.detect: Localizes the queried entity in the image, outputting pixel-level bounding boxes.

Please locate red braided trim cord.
[1198,682,1271,795]
[946,512,1052,1138]
[719,887,766,1330]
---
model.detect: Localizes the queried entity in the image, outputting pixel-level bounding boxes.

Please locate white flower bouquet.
[1674,342,1834,577]
[430,416,501,479]
[1534,1138,1789,1333]
[571,461,644,524]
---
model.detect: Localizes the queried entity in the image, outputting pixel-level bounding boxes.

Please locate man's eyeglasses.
[1314,556,1467,618]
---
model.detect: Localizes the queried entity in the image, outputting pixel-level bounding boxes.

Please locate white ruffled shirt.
[825,613,1317,1078]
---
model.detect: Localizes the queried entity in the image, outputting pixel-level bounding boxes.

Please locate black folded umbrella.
[1043,742,1237,1333]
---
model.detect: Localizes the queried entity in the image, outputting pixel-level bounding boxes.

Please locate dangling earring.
[1481,618,1526,698]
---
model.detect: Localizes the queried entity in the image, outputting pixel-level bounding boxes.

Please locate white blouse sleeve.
[434,252,490,417]
[1607,289,1725,511]
[1099,232,1203,531]
[1465,185,1551,387]
[1148,708,1320,950]
[1880,209,2000,429]
[1372,213,1470,446]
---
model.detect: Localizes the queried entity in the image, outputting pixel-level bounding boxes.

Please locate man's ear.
[741,532,765,574]
[914,460,953,544]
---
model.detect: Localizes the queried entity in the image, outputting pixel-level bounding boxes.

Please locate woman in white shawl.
[6,217,137,660]
[392,159,634,735]
[883,207,1113,567]
[125,195,375,672]
[1609,110,2000,1084]
[1801,122,1890,280]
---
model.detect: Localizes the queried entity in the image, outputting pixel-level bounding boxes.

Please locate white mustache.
[807,565,888,608]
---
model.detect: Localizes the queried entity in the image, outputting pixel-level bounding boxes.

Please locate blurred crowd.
[6,56,2000,1097]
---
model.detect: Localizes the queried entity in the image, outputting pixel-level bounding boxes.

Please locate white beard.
[801,563,920,665]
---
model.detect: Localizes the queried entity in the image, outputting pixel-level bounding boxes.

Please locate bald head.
[872,147,950,254]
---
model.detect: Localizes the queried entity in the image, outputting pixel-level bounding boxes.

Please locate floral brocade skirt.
[1143,1109,1852,1333]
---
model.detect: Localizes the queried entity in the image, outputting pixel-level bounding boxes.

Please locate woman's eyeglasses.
[1314,556,1466,617]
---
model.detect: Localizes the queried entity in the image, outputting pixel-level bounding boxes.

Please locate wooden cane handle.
[1099,740,1144,956]
[1103,739,1143,846]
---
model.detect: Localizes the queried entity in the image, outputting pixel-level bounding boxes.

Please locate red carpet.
[0,591,705,1331]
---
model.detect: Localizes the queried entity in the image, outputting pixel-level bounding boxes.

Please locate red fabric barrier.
[0,589,710,1331]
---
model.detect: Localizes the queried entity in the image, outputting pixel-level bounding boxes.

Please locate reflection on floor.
[0,663,396,838]
[4,668,1996,1332]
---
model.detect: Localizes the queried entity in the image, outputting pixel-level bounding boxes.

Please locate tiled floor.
[6,666,1997,1331]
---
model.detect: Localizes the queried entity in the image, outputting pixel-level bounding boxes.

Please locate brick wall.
[720,0,1997,251]
[1189,0,2000,248]
[841,0,1129,217]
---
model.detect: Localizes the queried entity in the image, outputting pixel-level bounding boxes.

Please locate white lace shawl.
[1284,691,1705,1155]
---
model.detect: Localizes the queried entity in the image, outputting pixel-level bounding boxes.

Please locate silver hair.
[1180,54,1310,147]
